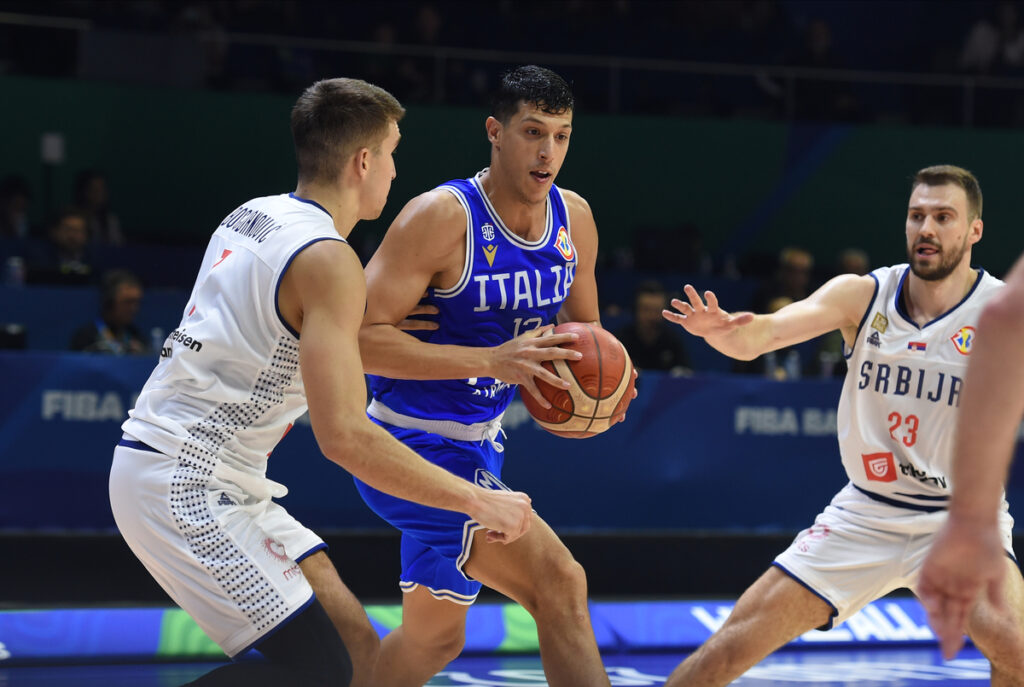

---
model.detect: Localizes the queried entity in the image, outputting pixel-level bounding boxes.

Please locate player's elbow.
[314,417,374,471]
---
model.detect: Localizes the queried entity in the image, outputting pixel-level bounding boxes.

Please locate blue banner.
[2,351,1022,532]
[0,597,945,664]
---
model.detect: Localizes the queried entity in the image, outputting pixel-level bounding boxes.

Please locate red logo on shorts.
[263,538,289,562]
[862,452,896,482]
[797,524,831,552]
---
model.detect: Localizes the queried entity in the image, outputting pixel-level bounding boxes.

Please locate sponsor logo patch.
[863,452,897,482]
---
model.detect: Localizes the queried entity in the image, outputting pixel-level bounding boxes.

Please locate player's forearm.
[359,323,495,380]
[705,314,775,361]
[949,293,1024,522]
[322,418,480,513]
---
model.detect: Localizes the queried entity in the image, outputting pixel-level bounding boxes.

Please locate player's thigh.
[464,512,581,604]
[966,558,1024,664]
[714,567,834,651]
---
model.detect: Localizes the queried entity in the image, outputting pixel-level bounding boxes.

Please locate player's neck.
[293,182,359,238]
[478,168,547,240]
[903,264,978,325]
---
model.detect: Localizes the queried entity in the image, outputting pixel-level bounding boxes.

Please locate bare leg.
[299,551,380,687]
[965,558,1024,687]
[466,513,610,687]
[664,567,833,687]
[369,585,469,687]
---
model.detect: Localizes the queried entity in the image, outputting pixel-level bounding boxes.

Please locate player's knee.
[547,555,589,598]
[417,628,465,664]
[521,556,589,617]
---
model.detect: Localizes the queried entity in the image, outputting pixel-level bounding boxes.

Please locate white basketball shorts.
[774,482,1015,629]
[109,438,325,657]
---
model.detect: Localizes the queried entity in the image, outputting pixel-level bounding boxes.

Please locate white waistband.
[367,399,505,452]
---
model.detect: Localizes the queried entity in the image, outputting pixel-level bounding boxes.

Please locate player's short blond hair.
[291,78,405,184]
[913,165,983,221]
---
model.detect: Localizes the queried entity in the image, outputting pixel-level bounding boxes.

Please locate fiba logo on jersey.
[554,226,574,260]
[862,452,897,482]
[481,222,495,241]
[950,326,975,355]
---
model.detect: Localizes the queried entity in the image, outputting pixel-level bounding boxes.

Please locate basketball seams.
[521,321,633,437]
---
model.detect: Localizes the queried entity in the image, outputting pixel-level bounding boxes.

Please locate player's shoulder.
[394,187,467,234]
[555,186,593,216]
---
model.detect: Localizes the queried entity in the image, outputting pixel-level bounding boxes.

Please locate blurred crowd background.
[3,0,1024,378]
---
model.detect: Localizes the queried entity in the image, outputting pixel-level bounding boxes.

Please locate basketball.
[520,322,635,438]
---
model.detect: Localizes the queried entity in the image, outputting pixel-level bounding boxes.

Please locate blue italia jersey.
[369,170,578,424]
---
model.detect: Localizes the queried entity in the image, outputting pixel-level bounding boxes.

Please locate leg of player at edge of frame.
[371,512,611,687]
[299,551,382,687]
[663,567,833,687]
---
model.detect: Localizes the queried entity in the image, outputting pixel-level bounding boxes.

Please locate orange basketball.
[520,322,635,438]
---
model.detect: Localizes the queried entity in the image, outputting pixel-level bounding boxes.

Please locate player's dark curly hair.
[491,65,574,123]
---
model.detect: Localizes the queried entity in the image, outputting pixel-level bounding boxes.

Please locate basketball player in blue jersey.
[920,251,1024,659]
[109,78,532,687]
[660,165,1024,686]
[354,65,618,687]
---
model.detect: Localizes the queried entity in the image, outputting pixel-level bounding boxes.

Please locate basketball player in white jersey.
[919,251,1024,659]
[108,78,532,687]
[662,165,1024,686]
[356,66,616,687]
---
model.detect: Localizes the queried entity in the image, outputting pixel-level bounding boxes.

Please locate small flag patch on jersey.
[950,326,976,355]
[907,341,927,352]
[482,244,498,267]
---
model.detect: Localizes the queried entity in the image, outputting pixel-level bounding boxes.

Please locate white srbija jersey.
[838,264,1004,508]
[124,193,344,493]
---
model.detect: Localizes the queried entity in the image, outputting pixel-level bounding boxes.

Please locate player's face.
[361,119,401,220]
[905,183,980,281]
[492,103,573,204]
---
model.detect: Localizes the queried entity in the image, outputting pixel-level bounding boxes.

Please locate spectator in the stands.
[75,170,124,245]
[70,269,148,354]
[0,175,34,240]
[26,207,95,286]
[750,246,815,314]
[616,280,692,375]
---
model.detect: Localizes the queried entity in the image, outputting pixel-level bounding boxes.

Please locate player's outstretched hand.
[491,325,582,409]
[662,284,754,339]
[467,488,533,544]
[918,518,1007,659]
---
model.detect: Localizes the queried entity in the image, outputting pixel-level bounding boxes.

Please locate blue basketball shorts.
[353,419,510,604]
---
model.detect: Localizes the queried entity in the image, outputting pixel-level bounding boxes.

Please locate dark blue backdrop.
[2,351,1022,533]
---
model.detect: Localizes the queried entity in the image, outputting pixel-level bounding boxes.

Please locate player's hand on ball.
[491,325,582,409]
[662,284,754,339]
[468,488,532,544]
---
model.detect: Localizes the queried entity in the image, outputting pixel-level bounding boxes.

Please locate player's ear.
[355,147,371,178]
[970,217,983,245]
[485,116,501,147]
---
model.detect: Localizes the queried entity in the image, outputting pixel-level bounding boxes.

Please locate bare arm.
[919,254,1024,657]
[280,240,531,541]
[359,190,581,405]
[662,274,875,360]
[556,190,601,325]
